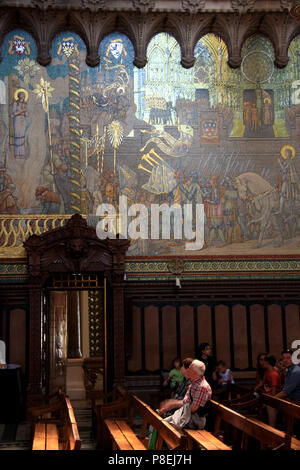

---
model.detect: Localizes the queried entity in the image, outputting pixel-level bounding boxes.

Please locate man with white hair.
[158,357,212,429]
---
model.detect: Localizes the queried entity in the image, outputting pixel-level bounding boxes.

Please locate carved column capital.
[182,0,206,14]
[81,0,107,11]
[132,0,156,13]
[231,0,257,15]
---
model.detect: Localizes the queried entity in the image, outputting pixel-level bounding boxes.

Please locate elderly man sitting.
[158,357,212,430]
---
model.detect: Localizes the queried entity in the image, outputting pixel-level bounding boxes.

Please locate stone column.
[67,291,82,358]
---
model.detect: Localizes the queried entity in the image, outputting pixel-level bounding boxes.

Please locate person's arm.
[158,399,183,415]
[254,378,264,392]
[277,372,297,400]
[163,375,171,388]
[275,391,288,399]
[189,387,210,414]
[190,403,200,414]
[212,369,218,382]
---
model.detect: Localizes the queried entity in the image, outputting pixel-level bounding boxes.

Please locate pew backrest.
[211,400,284,449]
[130,394,183,450]
[31,393,81,450]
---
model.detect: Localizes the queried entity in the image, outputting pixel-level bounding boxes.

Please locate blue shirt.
[283,364,300,400]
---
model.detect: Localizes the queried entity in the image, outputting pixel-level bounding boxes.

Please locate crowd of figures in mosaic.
[0,30,300,255]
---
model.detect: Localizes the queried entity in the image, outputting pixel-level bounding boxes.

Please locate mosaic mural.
[0,30,300,256]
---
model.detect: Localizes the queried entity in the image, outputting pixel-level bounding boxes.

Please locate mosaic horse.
[234,172,284,248]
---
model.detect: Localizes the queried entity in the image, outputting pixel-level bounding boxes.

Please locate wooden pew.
[91,386,129,444]
[259,394,300,449]
[30,393,81,450]
[101,393,185,450]
[210,400,286,450]
[184,429,232,450]
[224,392,300,449]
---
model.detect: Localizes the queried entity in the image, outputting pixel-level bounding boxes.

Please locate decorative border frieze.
[125,257,300,280]
[1,257,300,283]
[0,2,299,69]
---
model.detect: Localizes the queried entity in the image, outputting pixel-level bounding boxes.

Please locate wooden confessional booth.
[23,214,129,405]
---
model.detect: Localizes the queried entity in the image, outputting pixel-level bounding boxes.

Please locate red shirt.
[263,369,281,395]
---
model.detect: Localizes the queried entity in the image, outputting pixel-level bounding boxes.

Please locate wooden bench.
[184,429,232,450]
[30,393,81,450]
[210,400,286,450]
[102,393,185,450]
[259,394,300,449]
[224,392,300,449]
[91,386,129,444]
[249,418,300,450]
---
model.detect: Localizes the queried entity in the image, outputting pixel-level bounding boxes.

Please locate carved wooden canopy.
[0,0,299,70]
[23,213,129,286]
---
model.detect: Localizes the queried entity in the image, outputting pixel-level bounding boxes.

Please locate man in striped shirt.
[158,358,212,429]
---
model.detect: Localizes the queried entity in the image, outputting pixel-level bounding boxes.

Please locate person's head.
[181,357,205,380]
[285,148,293,160]
[282,349,294,369]
[263,354,277,370]
[172,357,181,370]
[35,186,48,200]
[216,360,227,373]
[276,358,284,371]
[198,343,212,358]
[18,91,25,102]
[256,352,266,379]
[257,353,266,369]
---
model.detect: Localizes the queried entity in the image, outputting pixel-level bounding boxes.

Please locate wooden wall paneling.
[215,304,231,368]
[162,305,177,370]
[246,304,253,369]
[9,308,26,373]
[285,304,300,350]
[5,309,10,362]
[127,305,142,372]
[250,304,266,367]
[264,303,270,353]
[176,305,181,360]
[0,308,7,345]
[268,304,283,357]
[197,304,212,357]
[232,304,248,370]
[281,303,287,352]
[144,305,159,371]
[180,305,195,360]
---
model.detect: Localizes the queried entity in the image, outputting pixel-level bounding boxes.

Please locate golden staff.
[97,125,100,173]
[101,126,107,174]
[33,78,55,191]
[45,86,55,191]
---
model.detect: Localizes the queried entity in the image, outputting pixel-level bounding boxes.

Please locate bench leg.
[103,425,112,450]
[187,437,193,450]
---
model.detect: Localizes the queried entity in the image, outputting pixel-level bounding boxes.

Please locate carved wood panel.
[23,214,129,399]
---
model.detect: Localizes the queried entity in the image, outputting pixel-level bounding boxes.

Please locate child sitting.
[163,357,184,396]
[214,360,235,386]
